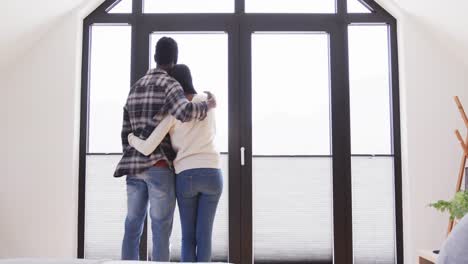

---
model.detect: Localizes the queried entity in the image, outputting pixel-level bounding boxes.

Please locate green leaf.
[429,191,468,220]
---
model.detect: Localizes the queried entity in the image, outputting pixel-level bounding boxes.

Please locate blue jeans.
[121,167,176,261]
[176,168,223,262]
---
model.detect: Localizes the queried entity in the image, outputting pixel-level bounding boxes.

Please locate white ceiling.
[0,0,467,71]
[0,0,92,71]
[388,0,468,65]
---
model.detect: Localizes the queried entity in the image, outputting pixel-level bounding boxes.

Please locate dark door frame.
[78,0,403,263]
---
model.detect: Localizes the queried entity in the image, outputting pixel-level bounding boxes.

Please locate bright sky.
[88,5,391,155]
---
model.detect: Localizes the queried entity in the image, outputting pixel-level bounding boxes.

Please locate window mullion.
[133,0,143,14]
[235,0,245,14]
[337,0,347,14]
[389,21,404,264]
[78,22,92,259]
[330,24,354,263]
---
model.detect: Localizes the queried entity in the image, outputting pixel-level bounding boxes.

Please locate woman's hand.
[127,133,136,147]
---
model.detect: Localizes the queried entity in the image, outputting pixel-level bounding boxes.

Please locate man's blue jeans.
[121,167,176,261]
[176,168,223,262]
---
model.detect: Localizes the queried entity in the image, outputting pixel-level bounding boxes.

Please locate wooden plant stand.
[447,96,468,235]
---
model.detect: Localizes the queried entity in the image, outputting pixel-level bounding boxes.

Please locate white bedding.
[0,260,102,264]
[0,259,227,264]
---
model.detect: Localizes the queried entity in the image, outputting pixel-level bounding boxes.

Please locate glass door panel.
[85,25,131,259]
[148,32,229,262]
[251,32,333,263]
[88,25,131,153]
[348,25,392,155]
[348,25,396,264]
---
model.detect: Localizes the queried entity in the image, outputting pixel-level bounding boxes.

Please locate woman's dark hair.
[154,37,178,65]
[170,64,197,94]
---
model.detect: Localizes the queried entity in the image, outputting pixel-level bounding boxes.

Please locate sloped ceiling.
[388,0,468,65]
[0,0,94,71]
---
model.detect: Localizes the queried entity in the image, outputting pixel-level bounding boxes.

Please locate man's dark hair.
[154,37,178,65]
[170,64,197,94]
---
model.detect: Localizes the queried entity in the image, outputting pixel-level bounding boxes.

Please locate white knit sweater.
[128,94,220,174]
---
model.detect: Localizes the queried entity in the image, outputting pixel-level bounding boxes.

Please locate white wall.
[1,1,468,263]
[0,72,7,192]
[0,72,7,252]
[1,10,83,258]
[397,13,468,263]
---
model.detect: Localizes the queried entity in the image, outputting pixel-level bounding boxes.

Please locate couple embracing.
[114,37,223,262]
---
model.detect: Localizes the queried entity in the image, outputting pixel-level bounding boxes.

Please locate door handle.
[240,147,245,166]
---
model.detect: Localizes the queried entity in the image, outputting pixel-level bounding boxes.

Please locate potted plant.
[430,191,468,222]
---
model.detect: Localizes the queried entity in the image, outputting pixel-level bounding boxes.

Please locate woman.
[128,64,223,262]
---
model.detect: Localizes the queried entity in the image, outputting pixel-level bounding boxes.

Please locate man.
[114,37,216,261]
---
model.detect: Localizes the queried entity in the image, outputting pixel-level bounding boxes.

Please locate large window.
[79,0,402,263]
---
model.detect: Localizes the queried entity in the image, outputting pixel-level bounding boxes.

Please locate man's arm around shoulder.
[165,82,216,122]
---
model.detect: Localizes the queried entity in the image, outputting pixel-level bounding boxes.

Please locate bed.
[0,260,227,264]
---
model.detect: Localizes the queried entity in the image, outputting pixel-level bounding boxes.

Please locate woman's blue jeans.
[176,168,223,262]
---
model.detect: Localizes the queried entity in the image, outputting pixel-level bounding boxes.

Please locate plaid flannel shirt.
[114,68,208,177]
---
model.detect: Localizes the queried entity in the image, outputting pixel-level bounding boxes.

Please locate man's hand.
[204,91,217,109]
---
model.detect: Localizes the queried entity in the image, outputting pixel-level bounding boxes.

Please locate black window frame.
[78,0,403,263]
